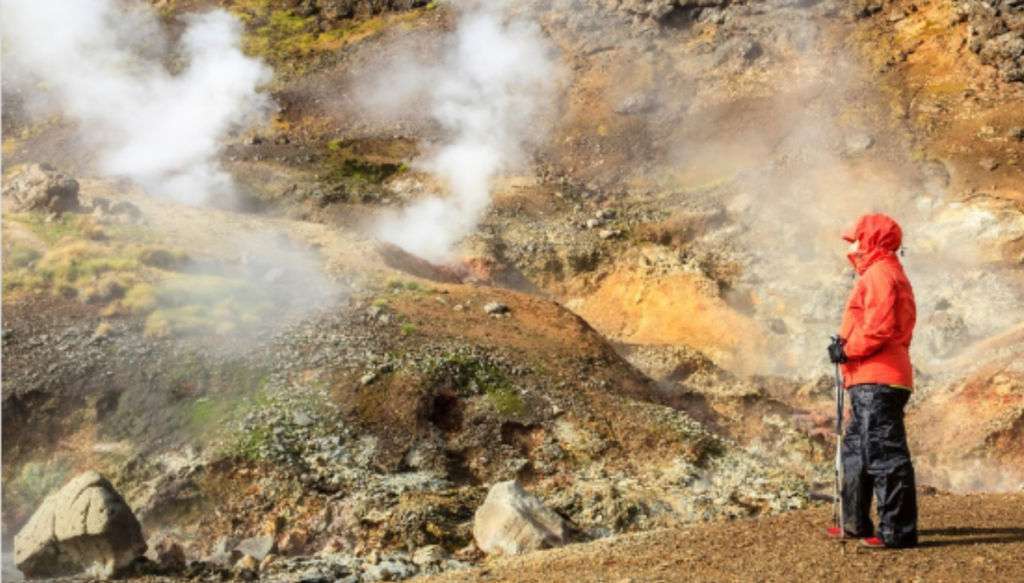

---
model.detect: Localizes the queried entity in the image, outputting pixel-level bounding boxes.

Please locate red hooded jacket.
[839,214,916,389]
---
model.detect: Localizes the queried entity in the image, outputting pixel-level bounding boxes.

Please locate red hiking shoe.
[860,537,886,549]
[826,527,844,538]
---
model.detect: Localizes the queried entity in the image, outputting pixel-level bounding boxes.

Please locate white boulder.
[472,480,567,556]
[14,471,147,579]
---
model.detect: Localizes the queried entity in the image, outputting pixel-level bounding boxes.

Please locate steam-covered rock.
[473,480,568,556]
[1,163,80,214]
[14,471,147,579]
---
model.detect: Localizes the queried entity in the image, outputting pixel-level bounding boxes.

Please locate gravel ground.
[417,492,1024,583]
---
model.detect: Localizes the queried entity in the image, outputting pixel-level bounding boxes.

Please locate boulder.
[236,534,275,562]
[14,471,147,579]
[1,163,80,214]
[472,480,567,556]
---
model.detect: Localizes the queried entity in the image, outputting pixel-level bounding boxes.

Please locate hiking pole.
[829,335,845,539]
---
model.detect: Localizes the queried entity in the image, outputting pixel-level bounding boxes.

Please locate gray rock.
[614,93,657,115]
[846,134,874,154]
[14,471,147,579]
[714,36,762,67]
[473,480,567,556]
[236,535,275,562]
[1,163,80,214]
[484,302,510,315]
[109,200,142,219]
[362,558,418,582]
[598,229,622,240]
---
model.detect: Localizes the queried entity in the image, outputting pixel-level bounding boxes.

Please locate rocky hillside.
[3,0,1024,579]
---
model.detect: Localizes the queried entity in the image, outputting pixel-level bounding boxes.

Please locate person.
[826,213,918,549]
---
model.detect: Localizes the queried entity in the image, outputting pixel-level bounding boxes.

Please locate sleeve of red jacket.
[844,268,897,359]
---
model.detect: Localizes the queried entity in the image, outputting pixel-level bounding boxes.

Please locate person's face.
[848,239,860,254]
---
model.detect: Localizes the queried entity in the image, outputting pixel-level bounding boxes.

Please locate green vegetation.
[143,275,275,338]
[429,355,526,416]
[223,425,275,461]
[2,212,279,338]
[228,0,438,73]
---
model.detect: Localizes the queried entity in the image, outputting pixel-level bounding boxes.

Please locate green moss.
[401,323,417,336]
[223,426,274,461]
[486,385,525,416]
[428,355,525,416]
[8,212,80,246]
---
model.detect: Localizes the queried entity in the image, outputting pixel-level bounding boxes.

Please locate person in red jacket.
[827,213,918,549]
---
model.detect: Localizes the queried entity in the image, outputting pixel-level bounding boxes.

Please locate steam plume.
[370,3,556,263]
[2,0,271,205]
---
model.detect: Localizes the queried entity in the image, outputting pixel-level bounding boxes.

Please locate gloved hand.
[828,337,848,364]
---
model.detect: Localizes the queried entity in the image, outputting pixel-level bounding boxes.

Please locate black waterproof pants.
[841,384,918,548]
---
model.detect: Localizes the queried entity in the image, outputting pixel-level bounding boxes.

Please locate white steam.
[370,4,556,263]
[2,0,271,205]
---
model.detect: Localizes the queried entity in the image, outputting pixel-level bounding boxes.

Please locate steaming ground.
[360,3,557,263]
[2,0,272,205]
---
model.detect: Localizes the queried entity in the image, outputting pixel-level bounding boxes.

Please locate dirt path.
[419,493,1024,583]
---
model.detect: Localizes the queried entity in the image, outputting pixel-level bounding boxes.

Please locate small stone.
[598,229,622,240]
[846,134,874,154]
[484,302,510,315]
[980,158,999,171]
[293,412,313,427]
[765,318,788,335]
[361,372,378,386]
[614,93,656,115]
[1010,127,1024,141]
[235,535,274,562]
[586,218,603,229]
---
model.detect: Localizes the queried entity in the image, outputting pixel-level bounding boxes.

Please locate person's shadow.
[918,527,1024,548]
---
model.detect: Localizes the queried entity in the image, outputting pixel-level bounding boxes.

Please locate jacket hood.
[843,213,903,274]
